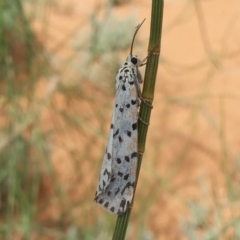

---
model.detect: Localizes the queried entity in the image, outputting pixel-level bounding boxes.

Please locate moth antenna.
[130,18,146,56]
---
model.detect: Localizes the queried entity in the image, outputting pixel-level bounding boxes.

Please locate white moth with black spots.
[94,19,147,215]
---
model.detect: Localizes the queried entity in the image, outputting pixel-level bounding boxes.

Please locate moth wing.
[95,70,139,215]
[94,111,114,196]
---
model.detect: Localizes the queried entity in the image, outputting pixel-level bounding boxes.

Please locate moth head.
[126,55,140,66]
[130,56,138,65]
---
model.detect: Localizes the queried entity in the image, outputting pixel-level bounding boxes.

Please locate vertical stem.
[112,1,164,239]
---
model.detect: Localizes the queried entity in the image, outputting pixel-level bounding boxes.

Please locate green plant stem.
[112,1,164,239]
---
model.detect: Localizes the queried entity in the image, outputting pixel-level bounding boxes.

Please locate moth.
[94,19,148,215]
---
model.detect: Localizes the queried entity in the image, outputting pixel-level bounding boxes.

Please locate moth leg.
[139,45,159,67]
[134,78,153,108]
[140,97,153,108]
[138,57,148,67]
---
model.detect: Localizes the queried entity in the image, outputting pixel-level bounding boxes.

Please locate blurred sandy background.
[1,0,240,239]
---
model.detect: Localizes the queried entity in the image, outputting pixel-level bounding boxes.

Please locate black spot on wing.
[120,198,126,207]
[125,156,130,162]
[103,169,110,179]
[124,174,129,181]
[118,199,127,214]
[131,99,137,105]
[117,158,121,164]
[129,80,134,85]
[113,129,119,137]
[121,181,135,195]
[110,207,115,212]
[115,188,120,195]
[132,122,137,130]
[131,152,137,158]
[111,177,116,182]
[104,202,109,208]
[118,172,123,177]
[127,131,131,137]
